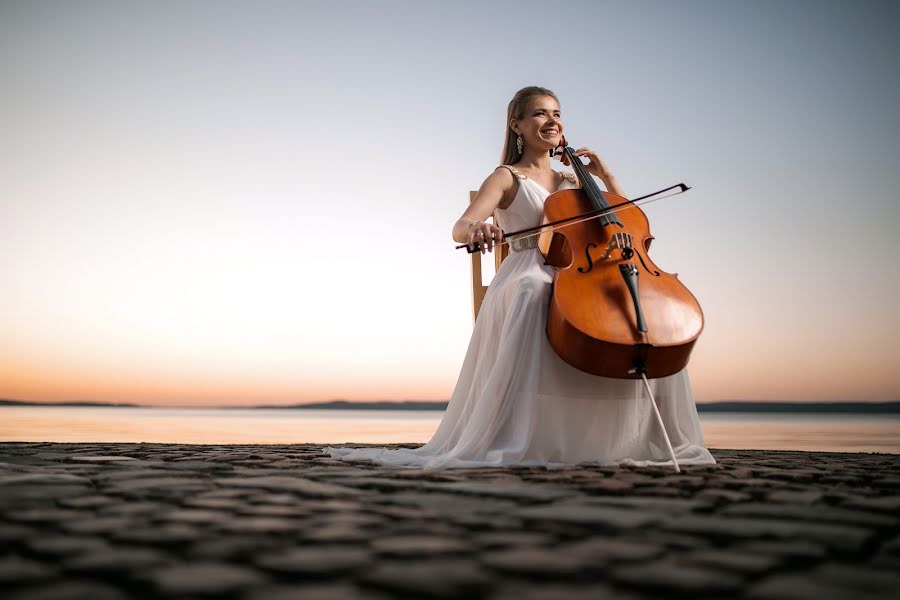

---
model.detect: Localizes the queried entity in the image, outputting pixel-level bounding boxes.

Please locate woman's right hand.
[468,220,504,254]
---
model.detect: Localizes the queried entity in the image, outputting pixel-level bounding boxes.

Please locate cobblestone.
[1,442,897,599]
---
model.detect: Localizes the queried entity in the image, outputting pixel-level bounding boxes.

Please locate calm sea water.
[1,406,898,453]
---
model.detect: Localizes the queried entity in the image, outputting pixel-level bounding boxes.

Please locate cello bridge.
[598,232,634,261]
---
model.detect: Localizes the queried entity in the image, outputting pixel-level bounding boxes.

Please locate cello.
[540,138,704,380]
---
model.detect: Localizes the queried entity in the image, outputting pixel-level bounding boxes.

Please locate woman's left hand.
[560,146,612,180]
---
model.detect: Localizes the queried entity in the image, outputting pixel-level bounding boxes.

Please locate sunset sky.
[1,0,898,406]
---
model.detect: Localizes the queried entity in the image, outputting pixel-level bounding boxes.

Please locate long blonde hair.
[500,86,559,166]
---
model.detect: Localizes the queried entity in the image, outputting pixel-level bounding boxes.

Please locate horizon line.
[2,398,899,409]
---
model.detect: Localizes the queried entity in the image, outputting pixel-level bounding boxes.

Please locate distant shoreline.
[2,398,899,413]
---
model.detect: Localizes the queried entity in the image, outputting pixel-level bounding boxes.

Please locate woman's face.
[513,95,564,151]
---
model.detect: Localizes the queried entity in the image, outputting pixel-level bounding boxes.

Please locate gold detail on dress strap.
[498,165,526,179]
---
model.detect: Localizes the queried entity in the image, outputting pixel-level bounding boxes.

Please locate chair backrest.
[470,190,509,323]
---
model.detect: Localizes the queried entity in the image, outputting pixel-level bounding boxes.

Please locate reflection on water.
[699,413,900,454]
[0,407,440,445]
[1,407,898,453]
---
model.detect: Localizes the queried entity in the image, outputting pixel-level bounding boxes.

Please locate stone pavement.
[1,443,898,599]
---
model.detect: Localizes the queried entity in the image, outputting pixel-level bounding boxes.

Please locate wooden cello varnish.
[540,141,704,379]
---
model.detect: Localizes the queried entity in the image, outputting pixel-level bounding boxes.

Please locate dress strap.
[556,170,578,185]
[497,165,526,179]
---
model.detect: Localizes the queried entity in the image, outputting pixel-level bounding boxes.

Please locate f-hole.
[578,242,598,273]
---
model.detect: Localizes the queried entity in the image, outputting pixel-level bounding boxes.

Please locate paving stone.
[569,495,710,513]
[189,536,281,560]
[0,473,93,502]
[244,583,388,600]
[9,581,128,600]
[680,548,784,574]
[371,534,471,556]
[6,508,87,524]
[107,476,212,493]
[147,562,268,595]
[881,534,900,554]
[302,524,372,543]
[841,495,900,513]
[159,507,232,524]
[159,460,233,471]
[745,573,883,600]
[553,537,665,564]
[223,476,363,497]
[60,516,137,535]
[64,546,172,574]
[489,583,630,600]
[246,492,305,505]
[420,481,575,503]
[92,468,180,481]
[815,563,900,595]
[380,491,519,515]
[577,478,638,494]
[766,489,825,504]
[2,443,898,600]
[31,452,73,462]
[365,503,435,520]
[481,546,589,576]
[216,515,301,534]
[736,539,829,563]
[98,501,166,517]
[661,514,874,553]
[237,503,313,517]
[0,554,58,583]
[305,512,384,528]
[0,523,36,543]
[324,476,428,491]
[111,523,208,545]
[69,455,138,462]
[517,503,662,529]
[181,496,246,510]
[27,535,111,556]
[695,488,753,503]
[186,488,254,499]
[475,531,556,548]
[361,559,492,598]
[720,502,895,528]
[57,494,119,508]
[611,559,744,594]
[256,545,373,575]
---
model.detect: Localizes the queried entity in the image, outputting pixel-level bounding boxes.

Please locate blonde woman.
[328,86,714,469]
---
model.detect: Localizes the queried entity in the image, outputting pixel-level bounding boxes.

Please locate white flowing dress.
[327,169,715,470]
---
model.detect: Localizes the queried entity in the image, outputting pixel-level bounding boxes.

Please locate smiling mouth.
[541,129,558,135]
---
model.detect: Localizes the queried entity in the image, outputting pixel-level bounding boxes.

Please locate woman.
[327,86,714,469]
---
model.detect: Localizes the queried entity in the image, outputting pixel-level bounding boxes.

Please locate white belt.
[509,235,539,253]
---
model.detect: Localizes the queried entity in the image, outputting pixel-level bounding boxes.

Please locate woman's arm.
[568,147,626,197]
[599,171,625,197]
[451,168,514,253]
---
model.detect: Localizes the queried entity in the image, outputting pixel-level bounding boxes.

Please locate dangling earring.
[516,135,523,155]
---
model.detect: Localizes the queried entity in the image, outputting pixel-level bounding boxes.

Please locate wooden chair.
[470,190,510,323]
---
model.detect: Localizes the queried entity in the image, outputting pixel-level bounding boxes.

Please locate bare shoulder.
[469,166,519,214]
[485,165,517,189]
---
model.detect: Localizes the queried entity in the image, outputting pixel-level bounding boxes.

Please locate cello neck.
[562,145,621,227]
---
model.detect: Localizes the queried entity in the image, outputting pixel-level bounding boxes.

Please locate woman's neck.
[514,148,552,172]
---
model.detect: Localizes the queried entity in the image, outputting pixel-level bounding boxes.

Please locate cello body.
[540,185,704,380]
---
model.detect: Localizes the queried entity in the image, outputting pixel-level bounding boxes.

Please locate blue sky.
[1,0,898,404]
